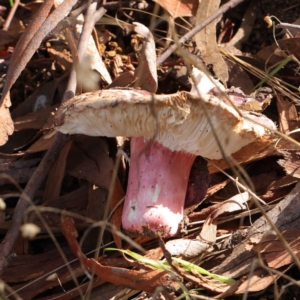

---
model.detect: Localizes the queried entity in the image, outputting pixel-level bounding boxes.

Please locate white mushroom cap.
[54,89,276,160]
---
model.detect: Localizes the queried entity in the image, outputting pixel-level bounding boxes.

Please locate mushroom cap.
[53,89,276,160]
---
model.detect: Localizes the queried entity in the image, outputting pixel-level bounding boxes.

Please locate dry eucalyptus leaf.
[165,238,209,258]
[252,229,300,269]
[210,192,250,220]
[199,216,217,244]
[194,0,228,85]
[278,150,300,179]
[153,0,198,18]
[73,14,112,85]
[276,95,300,137]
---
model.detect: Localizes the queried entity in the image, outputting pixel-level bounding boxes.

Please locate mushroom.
[53,88,276,237]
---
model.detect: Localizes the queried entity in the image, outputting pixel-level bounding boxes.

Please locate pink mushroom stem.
[122,137,196,237]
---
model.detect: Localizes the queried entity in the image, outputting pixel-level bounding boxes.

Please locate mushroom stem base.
[122,137,196,237]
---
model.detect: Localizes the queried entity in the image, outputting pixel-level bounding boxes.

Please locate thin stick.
[276,23,300,30]
[156,0,246,66]
[2,0,20,31]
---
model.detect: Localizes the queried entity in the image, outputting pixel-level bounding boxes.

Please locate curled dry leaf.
[199,216,217,244]
[61,216,180,293]
[108,22,157,92]
[73,14,112,85]
[187,192,250,250]
[210,192,250,220]
[131,22,158,93]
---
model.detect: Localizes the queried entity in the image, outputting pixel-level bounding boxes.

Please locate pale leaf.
[131,22,158,93]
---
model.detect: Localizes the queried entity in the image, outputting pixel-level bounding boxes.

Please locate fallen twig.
[2,0,20,31]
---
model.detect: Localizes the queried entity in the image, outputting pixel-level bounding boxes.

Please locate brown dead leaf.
[14,105,59,131]
[25,134,55,153]
[1,247,86,299]
[188,201,224,223]
[0,164,36,186]
[61,216,180,293]
[66,136,113,190]
[87,185,107,221]
[199,216,217,244]
[29,185,88,231]
[0,30,15,46]
[153,0,198,18]
[235,269,280,294]
[109,173,125,249]
[226,59,254,94]
[109,23,157,92]
[186,270,235,295]
[276,94,300,140]
[194,0,228,85]
[255,37,300,66]
[278,150,300,179]
[208,135,277,174]
[267,175,298,191]
[73,14,112,85]
[48,47,73,71]
[43,140,72,203]
[252,230,300,269]
[108,71,135,88]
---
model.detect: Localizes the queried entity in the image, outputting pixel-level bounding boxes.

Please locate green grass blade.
[105,248,171,270]
[105,248,235,283]
[251,56,292,92]
[172,257,235,283]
